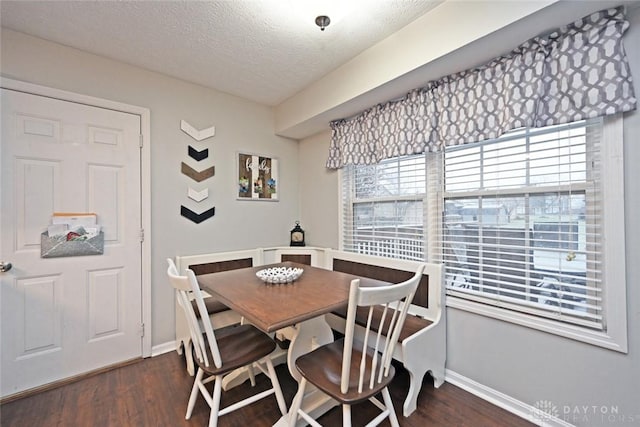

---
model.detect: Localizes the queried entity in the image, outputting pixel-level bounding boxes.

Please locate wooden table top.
[197,262,387,333]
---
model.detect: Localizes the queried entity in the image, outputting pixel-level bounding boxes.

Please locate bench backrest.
[325,249,443,320]
[273,247,326,267]
[176,248,264,276]
[278,253,312,265]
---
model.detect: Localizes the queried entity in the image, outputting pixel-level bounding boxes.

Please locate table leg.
[286,316,334,381]
[273,316,338,426]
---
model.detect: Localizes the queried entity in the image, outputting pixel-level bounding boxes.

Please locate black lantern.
[290,221,305,247]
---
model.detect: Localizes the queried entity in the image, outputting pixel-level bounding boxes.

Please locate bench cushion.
[332,305,432,343]
[191,298,230,318]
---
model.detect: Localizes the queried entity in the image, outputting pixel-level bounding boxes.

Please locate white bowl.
[256,267,303,284]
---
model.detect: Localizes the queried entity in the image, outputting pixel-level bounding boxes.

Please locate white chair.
[287,264,425,427]
[166,259,287,427]
[174,249,263,375]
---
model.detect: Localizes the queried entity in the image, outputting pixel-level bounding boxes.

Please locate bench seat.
[331,305,433,343]
[192,298,229,316]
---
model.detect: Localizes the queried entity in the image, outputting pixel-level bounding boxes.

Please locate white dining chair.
[174,250,262,375]
[166,259,287,427]
[287,263,425,427]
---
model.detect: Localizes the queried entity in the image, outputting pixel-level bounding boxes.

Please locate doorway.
[0,80,151,398]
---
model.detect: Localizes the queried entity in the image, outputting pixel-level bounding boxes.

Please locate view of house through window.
[341,116,626,345]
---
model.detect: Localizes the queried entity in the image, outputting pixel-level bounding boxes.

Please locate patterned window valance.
[326,6,636,169]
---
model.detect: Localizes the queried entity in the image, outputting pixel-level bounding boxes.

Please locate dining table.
[196,261,389,426]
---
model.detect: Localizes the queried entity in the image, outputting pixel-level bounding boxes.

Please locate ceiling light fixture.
[315,15,331,31]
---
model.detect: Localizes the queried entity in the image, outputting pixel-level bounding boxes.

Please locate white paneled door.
[0,89,143,397]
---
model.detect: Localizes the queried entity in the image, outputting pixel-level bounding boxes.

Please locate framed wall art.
[237,152,279,201]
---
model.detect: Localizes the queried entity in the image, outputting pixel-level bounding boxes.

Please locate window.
[444,120,599,326]
[340,116,627,352]
[340,155,427,261]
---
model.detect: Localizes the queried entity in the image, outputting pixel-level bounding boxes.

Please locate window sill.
[446,295,627,353]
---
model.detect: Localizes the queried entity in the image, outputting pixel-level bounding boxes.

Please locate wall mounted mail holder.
[40,231,105,258]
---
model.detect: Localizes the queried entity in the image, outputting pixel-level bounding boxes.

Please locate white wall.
[1,29,301,346]
[298,6,640,426]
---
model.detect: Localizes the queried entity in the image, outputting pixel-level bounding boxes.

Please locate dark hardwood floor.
[1,351,534,426]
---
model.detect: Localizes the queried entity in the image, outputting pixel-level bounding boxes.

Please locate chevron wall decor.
[180,119,216,224]
[181,206,215,224]
[188,187,209,202]
[188,145,209,161]
[181,162,215,182]
[180,120,215,141]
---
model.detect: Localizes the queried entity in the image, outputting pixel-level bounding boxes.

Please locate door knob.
[0,262,12,272]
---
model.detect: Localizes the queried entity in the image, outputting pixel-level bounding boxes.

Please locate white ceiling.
[0,0,441,106]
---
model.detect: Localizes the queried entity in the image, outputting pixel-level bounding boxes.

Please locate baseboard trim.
[445,369,574,427]
[152,341,178,357]
[149,340,288,358]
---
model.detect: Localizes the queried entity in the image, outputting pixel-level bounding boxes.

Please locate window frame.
[339,114,627,352]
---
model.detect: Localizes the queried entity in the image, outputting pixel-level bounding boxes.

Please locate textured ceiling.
[1,0,441,106]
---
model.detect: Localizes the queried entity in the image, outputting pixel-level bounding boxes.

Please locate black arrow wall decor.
[188,146,209,161]
[181,206,215,224]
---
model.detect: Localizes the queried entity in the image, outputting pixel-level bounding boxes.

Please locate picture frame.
[237,152,279,201]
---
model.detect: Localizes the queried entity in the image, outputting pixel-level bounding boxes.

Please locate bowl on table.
[256,267,303,284]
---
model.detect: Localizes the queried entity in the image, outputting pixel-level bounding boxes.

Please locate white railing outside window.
[341,156,427,262]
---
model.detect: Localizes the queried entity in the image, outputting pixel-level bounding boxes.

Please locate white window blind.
[442,119,604,330]
[341,155,426,261]
[341,116,626,350]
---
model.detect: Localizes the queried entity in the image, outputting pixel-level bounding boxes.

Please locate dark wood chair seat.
[331,305,432,342]
[295,338,395,405]
[196,324,276,376]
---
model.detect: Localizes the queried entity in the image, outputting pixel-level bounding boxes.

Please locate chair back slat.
[341,263,425,395]
[379,303,396,381]
[181,286,209,366]
[167,259,209,366]
[186,268,223,369]
[167,258,222,369]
